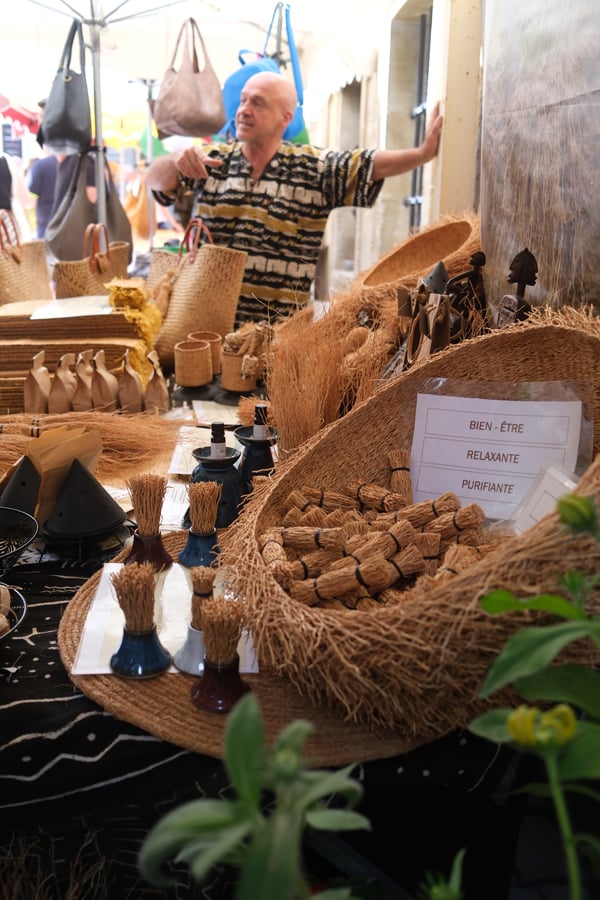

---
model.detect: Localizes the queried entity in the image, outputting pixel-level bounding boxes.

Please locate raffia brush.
[127,472,168,536]
[190,566,216,630]
[202,595,244,667]
[188,481,222,535]
[111,562,156,632]
[388,449,413,506]
[290,544,426,606]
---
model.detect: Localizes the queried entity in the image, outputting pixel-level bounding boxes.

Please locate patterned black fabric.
[0,548,234,898]
[0,544,527,898]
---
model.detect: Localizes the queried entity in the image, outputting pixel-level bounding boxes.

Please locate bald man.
[147,71,443,324]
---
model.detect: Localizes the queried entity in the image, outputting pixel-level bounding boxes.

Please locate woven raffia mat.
[221,318,600,736]
[58,530,421,766]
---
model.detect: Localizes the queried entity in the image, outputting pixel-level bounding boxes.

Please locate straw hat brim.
[58,529,422,767]
[352,212,480,297]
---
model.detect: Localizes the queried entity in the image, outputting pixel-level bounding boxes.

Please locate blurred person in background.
[0,149,33,240]
[27,99,59,239]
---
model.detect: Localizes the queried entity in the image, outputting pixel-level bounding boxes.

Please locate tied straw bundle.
[187,482,222,535]
[202,595,245,668]
[190,566,216,630]
[111,562,156,632]
[388,449,413,506]
[127,473,167,536]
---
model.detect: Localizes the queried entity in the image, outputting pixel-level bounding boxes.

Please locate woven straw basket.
[174,339,213,387]
[221,350,258,393]
[53,242,131,298]
[0,239,53,304]
[223,318,600,738]
[352,213,480,304]
[153,244,248,372]
[188,329,223,374]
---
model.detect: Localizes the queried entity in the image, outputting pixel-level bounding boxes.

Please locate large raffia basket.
[222,314,600,738]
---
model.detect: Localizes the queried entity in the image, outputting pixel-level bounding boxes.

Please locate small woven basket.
[222,314,600,738]
[221,350,257,393]
[174,339,213,387]
[188,330,223,374]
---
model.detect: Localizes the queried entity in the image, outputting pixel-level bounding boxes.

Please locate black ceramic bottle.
[182,422,245,530]
[234,404,277,494]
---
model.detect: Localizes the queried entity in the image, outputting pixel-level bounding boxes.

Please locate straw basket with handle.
[222,314,600,739]
[53,223,131,298]
[152,218,247,373]
[0,210,53,304]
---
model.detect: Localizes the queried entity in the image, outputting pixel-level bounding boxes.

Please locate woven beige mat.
[58,530,420,767]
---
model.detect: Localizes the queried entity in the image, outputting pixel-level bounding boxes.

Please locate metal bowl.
[0,584,26,639]
[0,507,39,579]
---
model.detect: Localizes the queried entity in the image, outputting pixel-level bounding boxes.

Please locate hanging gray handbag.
[45,151,133,263]
[153,18,226,139]
[42,19,93,155]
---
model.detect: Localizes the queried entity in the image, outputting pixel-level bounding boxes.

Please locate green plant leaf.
[514,665,600,719]
[236,810,304,900]
[291,767,363,814]
[557,721,600,780]
[468,708,513,744]
[270,718,314,757]
[563,784,600,803]
[480,621,598,697]
[448,848,467,892]
[305,808,371,832]
[138,799,241,886]
[312,889,358,899]
[481,588,586,620]
[186,822,253,883]
[511,782,552,798]
[574,832,600,857]
[224,693,266,812]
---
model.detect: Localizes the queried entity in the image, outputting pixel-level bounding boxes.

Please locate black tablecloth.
[0,540,529,899]
[0,542,235,899]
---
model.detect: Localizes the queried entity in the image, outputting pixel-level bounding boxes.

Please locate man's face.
[236,79,289,144]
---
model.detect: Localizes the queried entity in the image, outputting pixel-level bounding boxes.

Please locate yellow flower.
[538,704,578,748]
[507,705,539,747]
[507,703,578,750]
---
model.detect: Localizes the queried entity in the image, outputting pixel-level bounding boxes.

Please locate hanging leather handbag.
[153,18,226,139]
[42,19,93,155]
[46,152,133,263]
